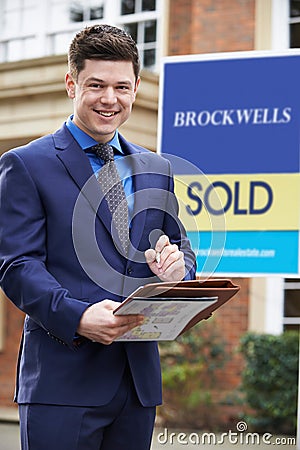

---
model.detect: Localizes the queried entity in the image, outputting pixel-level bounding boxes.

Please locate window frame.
[289,0,300,47]
[0,0,164,72]
[283,279,300,330]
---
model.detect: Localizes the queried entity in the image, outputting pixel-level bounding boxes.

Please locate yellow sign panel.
[174,173,300,231]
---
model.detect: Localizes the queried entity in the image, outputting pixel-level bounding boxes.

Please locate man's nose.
[100,87,117,104]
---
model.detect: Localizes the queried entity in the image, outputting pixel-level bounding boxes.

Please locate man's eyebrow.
[84,77,104,84]
[86,77,133,86]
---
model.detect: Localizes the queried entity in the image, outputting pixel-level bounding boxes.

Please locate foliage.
[239,331,299,435]
[158,319,228,428]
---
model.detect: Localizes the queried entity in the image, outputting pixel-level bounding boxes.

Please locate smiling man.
[65,58,140,142]
[0,25,196,450]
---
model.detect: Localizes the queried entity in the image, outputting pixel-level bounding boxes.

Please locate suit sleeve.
[0,151,90,348]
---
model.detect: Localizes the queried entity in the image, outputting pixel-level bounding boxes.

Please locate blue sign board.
[158,51,300,276]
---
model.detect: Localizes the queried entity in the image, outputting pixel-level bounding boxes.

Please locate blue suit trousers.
[19,366,156,450]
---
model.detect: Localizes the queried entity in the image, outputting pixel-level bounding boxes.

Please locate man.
[0,24,196,449]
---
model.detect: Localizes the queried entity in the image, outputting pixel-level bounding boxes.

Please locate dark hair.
[68,24,140,81]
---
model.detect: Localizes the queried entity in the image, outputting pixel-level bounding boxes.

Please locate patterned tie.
[92,143,130,255]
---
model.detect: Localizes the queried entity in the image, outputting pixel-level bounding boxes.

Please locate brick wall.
[158,277,249,430]
[169,0,255,55]
[215,278,249,386]
[211,277,249,427]
[0,293,24,409]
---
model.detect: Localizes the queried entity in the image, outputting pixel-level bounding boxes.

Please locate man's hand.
[77,300,144,345]
[144,234,185,282]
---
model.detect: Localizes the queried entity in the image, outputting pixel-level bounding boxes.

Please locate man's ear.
[134,76,141,95]
[65,72,75,99]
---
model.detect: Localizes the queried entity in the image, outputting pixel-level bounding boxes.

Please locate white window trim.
[271,0,289,49]
[250,277,284,335]
[265,277,285,334]
[255,0,289,50]
[284,317,300,325]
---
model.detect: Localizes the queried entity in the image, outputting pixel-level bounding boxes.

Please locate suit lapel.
[53,126,152,256]
[53,125,113,235]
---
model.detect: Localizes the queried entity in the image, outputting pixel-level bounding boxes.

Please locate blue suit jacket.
[0,124,196,408]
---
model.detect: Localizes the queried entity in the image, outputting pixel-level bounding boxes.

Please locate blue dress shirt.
[66,116,134,220]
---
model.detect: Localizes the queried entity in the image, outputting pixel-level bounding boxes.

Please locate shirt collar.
[66,115,123,154]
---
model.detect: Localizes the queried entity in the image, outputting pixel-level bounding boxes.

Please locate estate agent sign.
[158,51,300,276]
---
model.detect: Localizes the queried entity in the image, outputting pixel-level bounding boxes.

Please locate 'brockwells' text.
[173,106,291,127]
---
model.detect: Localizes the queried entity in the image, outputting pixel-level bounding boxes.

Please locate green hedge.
[239,331,299,435]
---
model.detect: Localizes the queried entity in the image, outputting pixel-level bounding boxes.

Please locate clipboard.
[114,278,240,340]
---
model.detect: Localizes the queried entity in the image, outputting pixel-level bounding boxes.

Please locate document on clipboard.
[114,279,240,341]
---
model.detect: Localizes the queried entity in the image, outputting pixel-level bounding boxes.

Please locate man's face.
[65,59,140,143]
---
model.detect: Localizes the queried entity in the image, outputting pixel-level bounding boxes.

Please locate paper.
[114,296,218,341]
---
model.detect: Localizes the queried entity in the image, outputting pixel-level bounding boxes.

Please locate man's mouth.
[94,110,117,117]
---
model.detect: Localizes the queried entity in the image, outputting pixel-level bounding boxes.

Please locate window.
[121,0,158,69]
[121,0,156,15]
[290,0,300,47]
[0,0,162,71]
[284,278,300,332]
[70,1,104,22]
[0,0,42,61]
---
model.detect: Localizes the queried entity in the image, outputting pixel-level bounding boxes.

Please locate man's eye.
[90,84,102,88]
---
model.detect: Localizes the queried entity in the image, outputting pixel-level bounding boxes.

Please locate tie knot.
[92,143,114,163]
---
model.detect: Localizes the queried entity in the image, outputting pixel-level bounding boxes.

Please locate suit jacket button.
[127,267,133,275]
